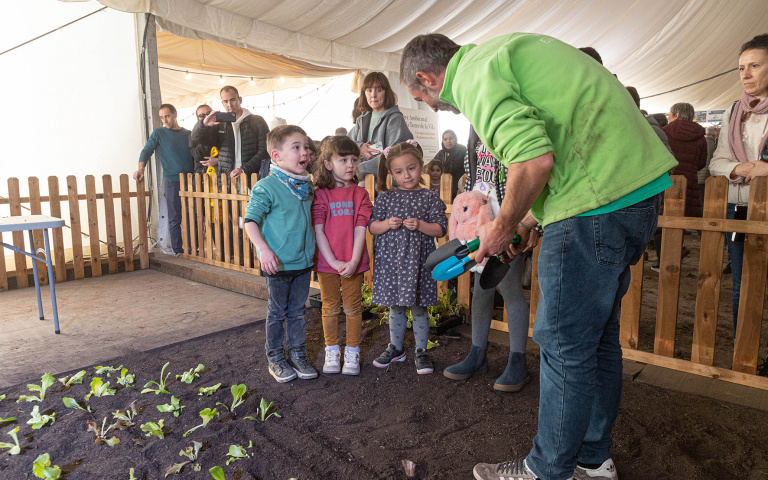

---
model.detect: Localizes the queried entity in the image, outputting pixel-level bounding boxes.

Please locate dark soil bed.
[2,302,768,479]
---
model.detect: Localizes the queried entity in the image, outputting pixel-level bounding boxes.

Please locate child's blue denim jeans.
[264,269,311,361]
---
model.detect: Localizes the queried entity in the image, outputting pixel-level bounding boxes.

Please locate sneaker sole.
[493,374,530,392]
[293,368,319,380]
[270,370,297,383]
[443,366,487,381]
[341,368,360,376]
[416,367,434,375]
[323,366,341,374]
[372,352,406,368]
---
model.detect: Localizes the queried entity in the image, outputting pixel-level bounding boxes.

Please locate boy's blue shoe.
[372,343,406,368]
[443,345,487,380]
[269,358,297,383]
[287,348,318,380]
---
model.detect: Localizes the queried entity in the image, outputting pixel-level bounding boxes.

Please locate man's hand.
[133,169,144,182]
[388,217,403,230]
[476,217,521,264]
[203,111,219,127]
[200,157,219,168]
[403,218,421,231]
[230,168,243,178]
[258,246,279,275]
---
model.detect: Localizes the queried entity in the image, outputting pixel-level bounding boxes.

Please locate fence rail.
[0,175,151,291]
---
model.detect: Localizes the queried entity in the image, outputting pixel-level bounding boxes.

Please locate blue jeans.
[264,270,310,360]
[526,194,661,480]
[163,180,184,254]
[725,202,768,337]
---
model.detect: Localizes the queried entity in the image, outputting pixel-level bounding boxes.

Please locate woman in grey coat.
[348,72,413,184]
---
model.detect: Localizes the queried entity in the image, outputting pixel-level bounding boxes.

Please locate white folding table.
[0,215,65,334]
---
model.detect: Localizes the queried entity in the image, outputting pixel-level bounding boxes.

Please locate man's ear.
[415,71,440,90]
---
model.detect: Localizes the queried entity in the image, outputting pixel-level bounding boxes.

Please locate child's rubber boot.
[494,351,530,392]
[443,345,487,380]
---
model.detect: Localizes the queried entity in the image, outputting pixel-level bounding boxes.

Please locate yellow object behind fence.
[206,146,223,222]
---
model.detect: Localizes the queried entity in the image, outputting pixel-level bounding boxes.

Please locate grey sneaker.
[473,458,572,480]
[287,348,318,379]
[573,459,618,479]
[372,343,406,368]
[414,348,434,374]
[268,358,297,383]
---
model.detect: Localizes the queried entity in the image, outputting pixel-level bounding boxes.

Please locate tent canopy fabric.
[93,0,768,113]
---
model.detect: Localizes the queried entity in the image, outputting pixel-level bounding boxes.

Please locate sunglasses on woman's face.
[198,112,211,119]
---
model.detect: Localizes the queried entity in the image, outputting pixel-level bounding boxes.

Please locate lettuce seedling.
[216,384,246,413]
[87,417,121,446]
[117,368,135,387]
[183,408,217,437]
[198,383,221,396]
[129,468,137,480]
[86,378,116,399]
[0,416,16,423]
[209,466,226,480]
[0,426,21,455]
[176,364,204,384]
[142,362,172,395]
[0,394,6,402]
[33,453,61,479]
[94,365,122,377]
[164,441,202,477]
[225,442,253,465]
[245,398,282,422]
[58,370,86,388]
[113,400,139,429]
[17,373,55,403]
[62,397,91,412]
[28,406,55,430]
[140,419,165,439]
[157,396,185,417]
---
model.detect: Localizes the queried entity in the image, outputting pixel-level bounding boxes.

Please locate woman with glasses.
[709,33,768,338]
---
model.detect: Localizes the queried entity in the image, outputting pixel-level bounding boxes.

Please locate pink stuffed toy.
[449,190,495,268]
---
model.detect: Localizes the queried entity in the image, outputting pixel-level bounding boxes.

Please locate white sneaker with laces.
[323,348,341,374]
[342,348,360,375]
[573,458,618,480]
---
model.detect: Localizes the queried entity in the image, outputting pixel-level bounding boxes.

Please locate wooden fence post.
[102,175,119,274]
[180,173,189,256]
[654,176,686,357]
[119,174,134,272]
[437,173,452,293]
[8,178,29,288]
[85,175,102,277]
[136,178,150,269]
[28,177,48,285]
[194,174,204,258]
[47,176,66,282]
[364,175,375,288]
[619,261,644,350]
[66,176,85,280]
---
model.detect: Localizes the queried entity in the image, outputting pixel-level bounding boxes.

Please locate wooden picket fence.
[0,175,151,291]
[179,173,768,390]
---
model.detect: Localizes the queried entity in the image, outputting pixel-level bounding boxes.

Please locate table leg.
[44,230,60,334]
[28,230,44,320]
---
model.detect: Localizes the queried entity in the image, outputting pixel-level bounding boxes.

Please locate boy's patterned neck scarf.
[270,165,312,200]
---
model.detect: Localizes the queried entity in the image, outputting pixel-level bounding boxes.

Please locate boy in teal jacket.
[244,125,317,384]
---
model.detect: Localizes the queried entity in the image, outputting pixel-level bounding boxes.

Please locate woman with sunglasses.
[709,33,768,339]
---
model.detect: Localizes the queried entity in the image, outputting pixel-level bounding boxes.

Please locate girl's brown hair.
[314,136,361,189]
[357,72,398,112]
[377,141,425,192]
[425,159,444,174]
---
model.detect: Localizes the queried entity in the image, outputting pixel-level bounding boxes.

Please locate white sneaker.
[573,458,618,480]
[341,348,360,375]
[323,348,341,374]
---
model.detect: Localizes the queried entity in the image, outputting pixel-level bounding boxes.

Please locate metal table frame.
[0,215,65,334]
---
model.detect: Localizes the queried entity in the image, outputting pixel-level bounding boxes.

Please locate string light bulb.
[250,77,255,85]
[279,77,285,84]
[218,75,225,84]
[185,71,191,80]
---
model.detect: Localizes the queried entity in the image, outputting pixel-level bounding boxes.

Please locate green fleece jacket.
[243,174,315,271]
[440,33,678,226]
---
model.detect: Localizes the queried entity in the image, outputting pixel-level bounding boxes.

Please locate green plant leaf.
[209,466,226,480]
[33,453,61,479]
[163,461,190,477]
[58,370,86,388]
[62,397,88,411]
[0,426,21,454]
[157,396,185,417]
[198,383,221,396]
[0,416,16,423]
[140,420,165,439]
[28,405,55,429]
[0,394,5,402]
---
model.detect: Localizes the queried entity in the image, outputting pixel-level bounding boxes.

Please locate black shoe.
[268,358,297,383]
[287,348,318,379]
[415,348,434,374]
[372,343,406,368]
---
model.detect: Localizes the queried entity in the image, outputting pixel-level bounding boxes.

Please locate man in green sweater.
[401,34,677,480]
[134,103,195,255]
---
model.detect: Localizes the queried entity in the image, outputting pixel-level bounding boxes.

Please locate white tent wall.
[0,1,147,264]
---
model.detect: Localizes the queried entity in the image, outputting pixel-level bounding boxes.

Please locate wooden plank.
[221,173,231,263]
[0,229,6,291]
[27,177,48,285]
[136,177,150,269]
[47,177,66,282]
[67,176,85,280]
[85,175,102,277]
[230,175,240,266]
[437,173,452,293]
[691,176,728,365]
[180,173,189,256]
[457,271,471,317]
[179,252,261,275]
[654,176,686,357]
[657,216,768,234]
[7,178,29,288]
[194,174,204,258]
[619,260,644,350]
[203,172,213,261]
[623,348,768,392]
[364,175,375,287]
[212,174,222,262]
[733,177,768,374]
[102,175,119,274]
[529,244,540,335]
[184,174,197,258]
[119,174,134,272]
[0,191,151,205]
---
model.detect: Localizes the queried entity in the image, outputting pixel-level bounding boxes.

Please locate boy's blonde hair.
[267,125,307,154]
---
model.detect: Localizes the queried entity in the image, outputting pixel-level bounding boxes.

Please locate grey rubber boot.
[494,351,530,392]
[443,345,487,380]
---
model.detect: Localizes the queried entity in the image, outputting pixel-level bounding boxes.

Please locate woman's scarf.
[270,164,312,200]
[729,91,768,165]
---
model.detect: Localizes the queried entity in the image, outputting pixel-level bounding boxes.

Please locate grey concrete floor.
[0,269,268,388]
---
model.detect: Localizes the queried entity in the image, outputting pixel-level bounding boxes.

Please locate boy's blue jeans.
[264,269,310,361]
[526,194,661,480]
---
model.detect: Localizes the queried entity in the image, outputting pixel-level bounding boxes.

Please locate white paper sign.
[400,107,440,159]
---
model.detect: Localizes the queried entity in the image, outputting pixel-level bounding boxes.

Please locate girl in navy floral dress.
[369,140,447,374]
